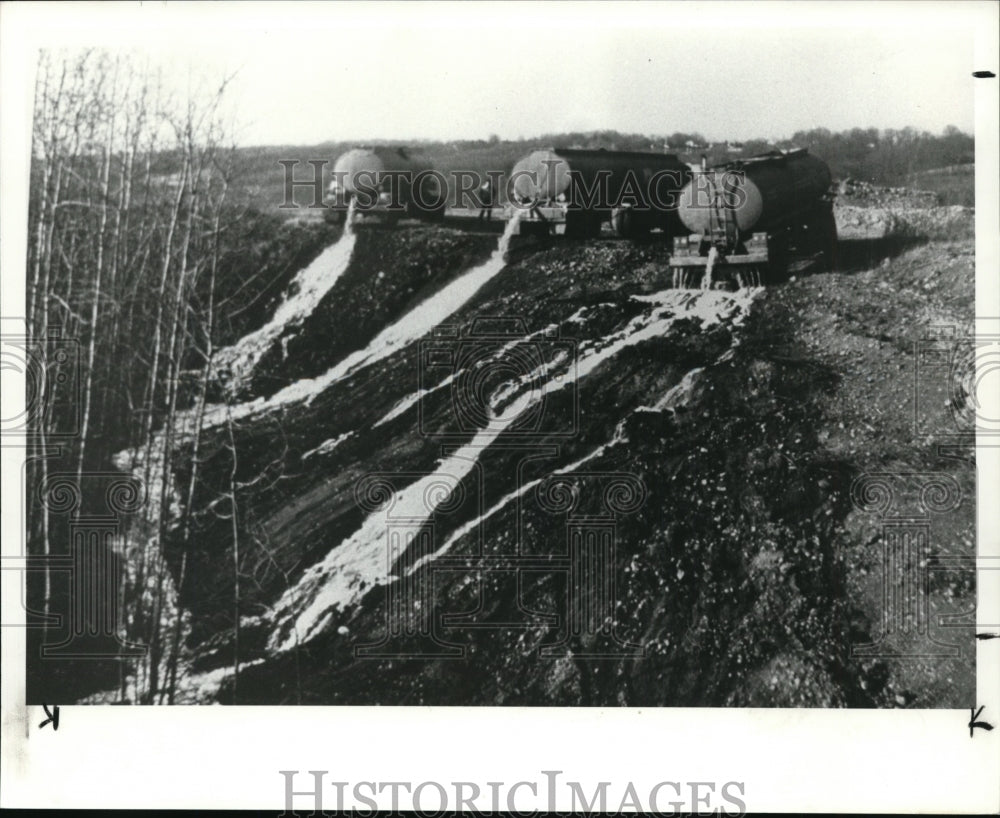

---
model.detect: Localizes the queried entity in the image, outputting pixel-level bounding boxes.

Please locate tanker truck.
[504,148,691,238]
[325,146,447,224]
[669,148,837,287]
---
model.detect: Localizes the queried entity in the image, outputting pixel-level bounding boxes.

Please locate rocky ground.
[769,197,976,708]
[107,183,977,707]
[837,178,941,208]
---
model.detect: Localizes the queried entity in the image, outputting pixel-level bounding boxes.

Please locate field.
[224,131,975,214]
[906,164,977,206]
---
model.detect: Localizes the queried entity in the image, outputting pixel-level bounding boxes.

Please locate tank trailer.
[325,146,446,224]
[504,148,692,239]
[670,148,837,287]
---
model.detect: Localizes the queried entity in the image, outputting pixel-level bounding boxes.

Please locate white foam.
[373,375,455,428]
[301,431,355,461]
[265,286,761,652]
[268,420,516,651]
[702,245,718,290]
[212,200,358,395]
[296,210,524,407]
[408,419,632,576]
[165,210,526,436]
[636,366,706,413]
[371,302,566,431]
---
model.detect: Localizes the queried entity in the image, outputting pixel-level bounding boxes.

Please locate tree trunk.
[227,409,241,705]
[75,62,118,489]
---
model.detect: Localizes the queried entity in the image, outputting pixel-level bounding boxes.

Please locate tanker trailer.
[670,148,836,287]
[325,146,447,224]
[504,148,691,238]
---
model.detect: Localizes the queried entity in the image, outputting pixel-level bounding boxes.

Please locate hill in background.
[226,125,975,214]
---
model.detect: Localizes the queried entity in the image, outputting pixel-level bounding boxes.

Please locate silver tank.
[677,150,832,235]
[331,146,431,196]
[509,147,689,207]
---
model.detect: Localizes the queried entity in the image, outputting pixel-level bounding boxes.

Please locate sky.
[3,1,989,146]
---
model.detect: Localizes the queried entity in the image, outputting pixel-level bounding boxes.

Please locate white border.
[2,2,998,813]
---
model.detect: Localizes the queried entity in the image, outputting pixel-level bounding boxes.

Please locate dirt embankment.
[835,178,974,242]
[151,185,975,707]
[771,206,975,708]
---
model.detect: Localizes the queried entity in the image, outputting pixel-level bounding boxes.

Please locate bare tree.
[27,47,246,704]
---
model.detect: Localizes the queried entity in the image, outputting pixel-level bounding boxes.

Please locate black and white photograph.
[2,0,998,813]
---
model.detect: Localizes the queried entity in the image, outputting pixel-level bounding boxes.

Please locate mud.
[108,193,976,707]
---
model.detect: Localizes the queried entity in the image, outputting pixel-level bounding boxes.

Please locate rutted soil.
[213,225,497,400]
[116,192,976,707]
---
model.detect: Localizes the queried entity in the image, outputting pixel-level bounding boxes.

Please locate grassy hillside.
[906,164,976,207]
[222,127,976,216]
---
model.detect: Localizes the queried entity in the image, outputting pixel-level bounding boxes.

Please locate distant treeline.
[304,125,972,181]
[238,125,974,214]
